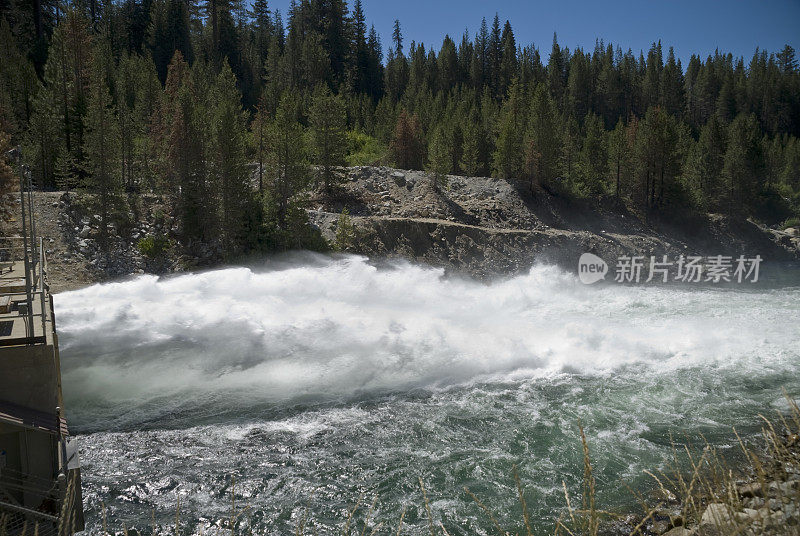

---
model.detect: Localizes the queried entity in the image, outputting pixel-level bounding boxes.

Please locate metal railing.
[0,145,47,344]
[0,237,49,343]
[0,467,80,536]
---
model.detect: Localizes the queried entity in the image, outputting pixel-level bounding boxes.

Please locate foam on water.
[57,254,797,425]
[55,254,800,534]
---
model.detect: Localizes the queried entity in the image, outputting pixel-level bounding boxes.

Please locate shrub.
[346,130,387,167]
[783,216,800,229]
[334,208,356,251]
[137,235,170,259]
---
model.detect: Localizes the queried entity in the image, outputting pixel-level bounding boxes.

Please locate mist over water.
[56,254,800,534]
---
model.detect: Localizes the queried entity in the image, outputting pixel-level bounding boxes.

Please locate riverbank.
[594,395,800,535]
[14,166,800,293]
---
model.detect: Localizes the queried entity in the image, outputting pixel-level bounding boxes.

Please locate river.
[55,253,800,535]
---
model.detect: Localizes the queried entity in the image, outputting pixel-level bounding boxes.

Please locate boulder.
[735,507,761,522]
[700,503,735,528]
[738,482,763,498]
[651,519,670,534]
[785,227,799,237]
[390,171,406,186]
[662,527,694,536]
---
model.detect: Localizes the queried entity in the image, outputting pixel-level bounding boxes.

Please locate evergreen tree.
[26,76,60,188]
[161,51,213,246]
[492,79,525,179]
[606,118,631,199]
[148,0,193,83]
[685,114,727,209]
[487,14,501,96]
[547,33,566,105]
[267,94,309,230]
[118,0,152,53]
[438,35,458,92]
[470,18,488,90]
[642,41,663,110]
[524,83,560,190]
[427,124,450,189]
[384,48,408,101]
[580,112,608,195]
[776,45,797,74]
[251,93,270,196]
[566,49,592,123]
[211,61,252,254]
[493,106,522,179]
[715,73,737,124]
[498,20,516,97]
[560,116,581,186]
[309,83,348,193]
[248,0,272,69]
[392,19,403,55]
[660,47,684,118]
[53,145,78,190]
[83,41,122,252]
[334,208,356,250]
[634,106,683,209]
[461,121,481,177]
[116,52,153,191]
[3,1,800,251]
[348,0,368,93]
[390,110,424,170]
[0,19,38,137]
[722,113,766,214]
[365,25,383,99]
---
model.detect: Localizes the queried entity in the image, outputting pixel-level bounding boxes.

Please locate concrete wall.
[0,344,58,414]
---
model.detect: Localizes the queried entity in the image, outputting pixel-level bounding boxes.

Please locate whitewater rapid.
[54,254,800,534]
[57,254,796,424]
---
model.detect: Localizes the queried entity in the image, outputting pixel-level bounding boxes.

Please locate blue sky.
[266,0,800,66]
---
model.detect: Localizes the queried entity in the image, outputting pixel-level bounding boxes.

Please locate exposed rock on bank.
[604,412,800,536]
[27,191,179,292]
[308,166,800,279]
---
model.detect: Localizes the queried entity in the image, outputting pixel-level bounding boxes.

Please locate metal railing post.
[26,168,37,274]
[40,238,46,337]
[18,158,34,341]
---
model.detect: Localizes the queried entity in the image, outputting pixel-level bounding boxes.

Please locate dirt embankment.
[10,166,800,292]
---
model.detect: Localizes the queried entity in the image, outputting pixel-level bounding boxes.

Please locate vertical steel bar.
[18,159,34,340]
[27,171,37,277]
[39,238,46,337]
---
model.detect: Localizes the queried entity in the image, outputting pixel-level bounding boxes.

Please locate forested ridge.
[1,0,799,257]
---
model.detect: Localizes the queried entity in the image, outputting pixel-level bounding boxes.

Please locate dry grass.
[607,390,800,536]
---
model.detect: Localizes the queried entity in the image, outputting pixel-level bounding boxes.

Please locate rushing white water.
[55,254,800,534]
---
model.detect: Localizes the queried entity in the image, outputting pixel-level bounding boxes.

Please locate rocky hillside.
[13,191,178,292]
[308,166,800,278]
[12,166,800,292]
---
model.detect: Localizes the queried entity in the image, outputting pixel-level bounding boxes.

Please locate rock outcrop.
[308,166,800,279]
